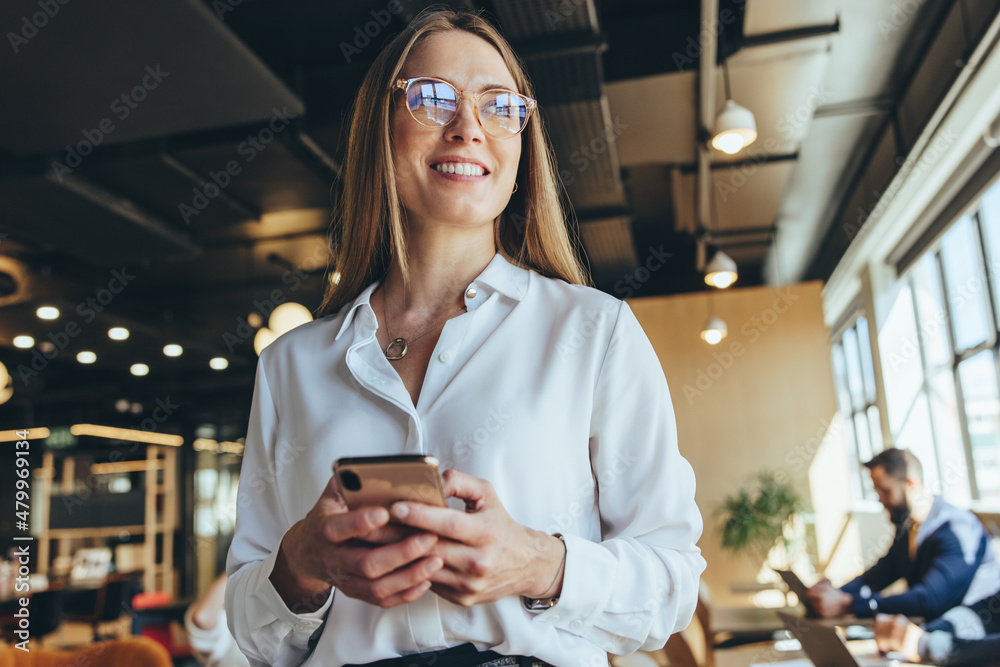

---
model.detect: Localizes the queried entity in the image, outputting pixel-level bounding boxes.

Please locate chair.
[28,588,65,645]
[62,574,139,642]
[0,636,170,667]
[0,588,64,648]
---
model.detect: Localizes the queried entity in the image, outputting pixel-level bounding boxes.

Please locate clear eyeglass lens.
[405,79,528,137]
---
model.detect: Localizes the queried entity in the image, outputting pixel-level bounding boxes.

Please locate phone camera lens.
[339,470,361,491]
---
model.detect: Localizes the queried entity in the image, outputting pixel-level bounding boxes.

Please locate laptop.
[775,569,820,617]
[777,612,926,667]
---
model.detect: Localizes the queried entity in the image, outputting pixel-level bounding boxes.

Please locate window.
[877,178,1000,504]
[831,316,883,500]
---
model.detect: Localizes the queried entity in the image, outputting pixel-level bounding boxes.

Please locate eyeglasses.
[394,76,536,139]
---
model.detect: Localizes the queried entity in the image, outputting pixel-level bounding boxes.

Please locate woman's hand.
[269,475,444,612]
[388,469,566,607]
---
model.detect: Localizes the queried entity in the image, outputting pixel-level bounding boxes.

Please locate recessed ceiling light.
[130,363,149,376]
[108,327,130,340]
[36,306,60,320]
[13,335,35,349]
[77,351,97,364]
[209,357,229,370]
[163,344,183,357]
[247,312,264,329]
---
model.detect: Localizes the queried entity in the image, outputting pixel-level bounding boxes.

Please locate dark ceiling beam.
[0,117,340,181]
[741,20,840,49]
[513,31,608,60]
[813,96,894,119]
[677,152,799,175]
[712,239,771,249]
[46,172,201,255]
[293,131,342,177]
[202,227,327,251]
[160,152,261,221]
[706,225,776,238]
[575,205,632,223]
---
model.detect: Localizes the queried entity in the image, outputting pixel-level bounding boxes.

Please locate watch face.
[522,596,559,610]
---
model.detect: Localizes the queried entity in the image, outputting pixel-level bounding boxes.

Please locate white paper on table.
[750,660,815,667]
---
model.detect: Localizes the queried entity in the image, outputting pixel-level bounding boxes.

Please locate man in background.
[806,448,999,621]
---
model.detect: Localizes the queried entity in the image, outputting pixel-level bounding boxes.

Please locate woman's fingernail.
[368,508,389,524]
[427,557,443,571]
[391,502,409,519]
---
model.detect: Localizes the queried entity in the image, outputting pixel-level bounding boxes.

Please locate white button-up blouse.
[226,253,705,667]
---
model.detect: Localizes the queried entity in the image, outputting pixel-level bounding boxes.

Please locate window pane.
[867,405,884,454]
[854,412,873,463]
[957,350,1000,501]
[880,284,925,431]
[911,254,952,370]
[928,369,972,504]
[838,412,868,500]
[857,318,877,405]
[831,343,853,415]
[843,328,866,411]
[941,216,992,352]
[980,181,1000,323]
[895,392,941,492]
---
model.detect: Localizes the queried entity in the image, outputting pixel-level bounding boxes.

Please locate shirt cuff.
[251,543,334,638]
[529,532,615,633]
[848,585,878,617]
[184,607,232,663]
[921,630,954,664]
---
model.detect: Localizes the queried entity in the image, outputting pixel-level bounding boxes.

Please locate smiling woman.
[225,6,705,667]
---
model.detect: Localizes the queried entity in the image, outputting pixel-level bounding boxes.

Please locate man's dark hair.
[864,448,923,482]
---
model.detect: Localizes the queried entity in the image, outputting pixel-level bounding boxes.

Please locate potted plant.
[716,470,805,568]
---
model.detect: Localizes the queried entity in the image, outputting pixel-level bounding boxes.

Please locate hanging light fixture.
[711,59,757,155]
[704,250,738,288]
[268,302,313,336]
[700,316,728,345]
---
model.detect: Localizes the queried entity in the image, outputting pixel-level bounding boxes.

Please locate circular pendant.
[385,337,407,361]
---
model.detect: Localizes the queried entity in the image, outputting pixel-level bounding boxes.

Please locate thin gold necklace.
[381,288,466,361]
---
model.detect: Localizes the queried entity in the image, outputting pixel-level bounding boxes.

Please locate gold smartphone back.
[333,455,447,511]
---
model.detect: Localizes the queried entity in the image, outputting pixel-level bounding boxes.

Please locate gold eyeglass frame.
[394,76,537,138]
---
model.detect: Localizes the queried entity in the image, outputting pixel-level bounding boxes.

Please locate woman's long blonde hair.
[317,5,588,316]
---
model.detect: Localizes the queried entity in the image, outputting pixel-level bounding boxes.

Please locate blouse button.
[438,351,452,363]
[465,286,478,299]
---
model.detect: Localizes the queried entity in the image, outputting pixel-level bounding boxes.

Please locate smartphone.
[332,454,447,512]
